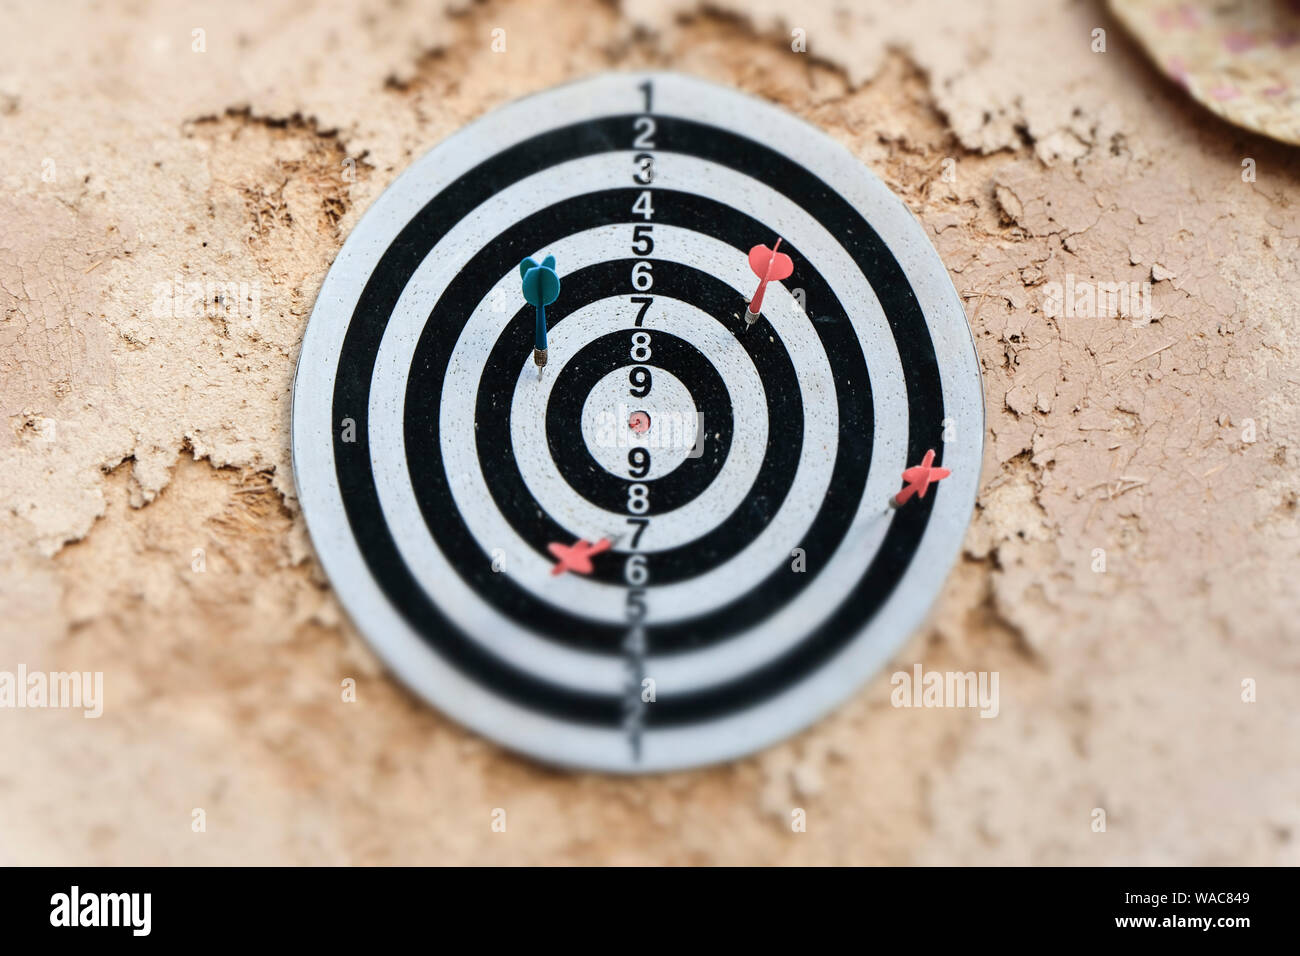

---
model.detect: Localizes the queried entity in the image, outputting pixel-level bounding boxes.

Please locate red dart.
[745,238,794,322]
[891,449,951,507]
[547,537,612,576]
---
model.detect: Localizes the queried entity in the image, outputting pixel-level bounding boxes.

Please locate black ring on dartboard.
[544,329,733,515]
[465,260,801,592]
[332,116,945,726]
[418,247,808,620]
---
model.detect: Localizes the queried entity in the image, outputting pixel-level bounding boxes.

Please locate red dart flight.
[892,449,951,507]
[746,239,794,317]
[547,537,612,576]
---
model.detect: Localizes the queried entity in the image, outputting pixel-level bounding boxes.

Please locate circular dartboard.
[292,72,983,773]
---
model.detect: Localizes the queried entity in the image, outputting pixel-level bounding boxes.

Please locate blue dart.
[520,254,560,370]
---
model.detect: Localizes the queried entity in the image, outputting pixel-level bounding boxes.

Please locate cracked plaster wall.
[0,0,1296,864]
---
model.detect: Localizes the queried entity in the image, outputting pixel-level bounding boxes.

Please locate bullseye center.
[581,367,699,481]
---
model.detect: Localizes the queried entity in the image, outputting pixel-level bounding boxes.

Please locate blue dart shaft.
[535,302,547,351]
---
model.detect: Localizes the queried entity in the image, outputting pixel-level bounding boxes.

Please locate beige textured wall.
[1,0,1297,864]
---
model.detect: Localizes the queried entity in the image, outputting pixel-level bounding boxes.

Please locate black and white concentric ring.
[291,72,984,771]
[556,331,725,502]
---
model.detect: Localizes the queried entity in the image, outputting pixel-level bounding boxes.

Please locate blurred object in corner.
[1111,0,1300,145]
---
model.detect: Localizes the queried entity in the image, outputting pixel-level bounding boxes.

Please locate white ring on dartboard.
[292,71,984,772]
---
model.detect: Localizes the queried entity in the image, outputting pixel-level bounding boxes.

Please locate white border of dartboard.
[292,72,984,773]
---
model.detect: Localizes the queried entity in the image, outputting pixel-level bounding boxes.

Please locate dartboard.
[292,72,983,773]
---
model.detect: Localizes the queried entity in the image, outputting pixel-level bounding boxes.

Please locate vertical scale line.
[619,79,660,762]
